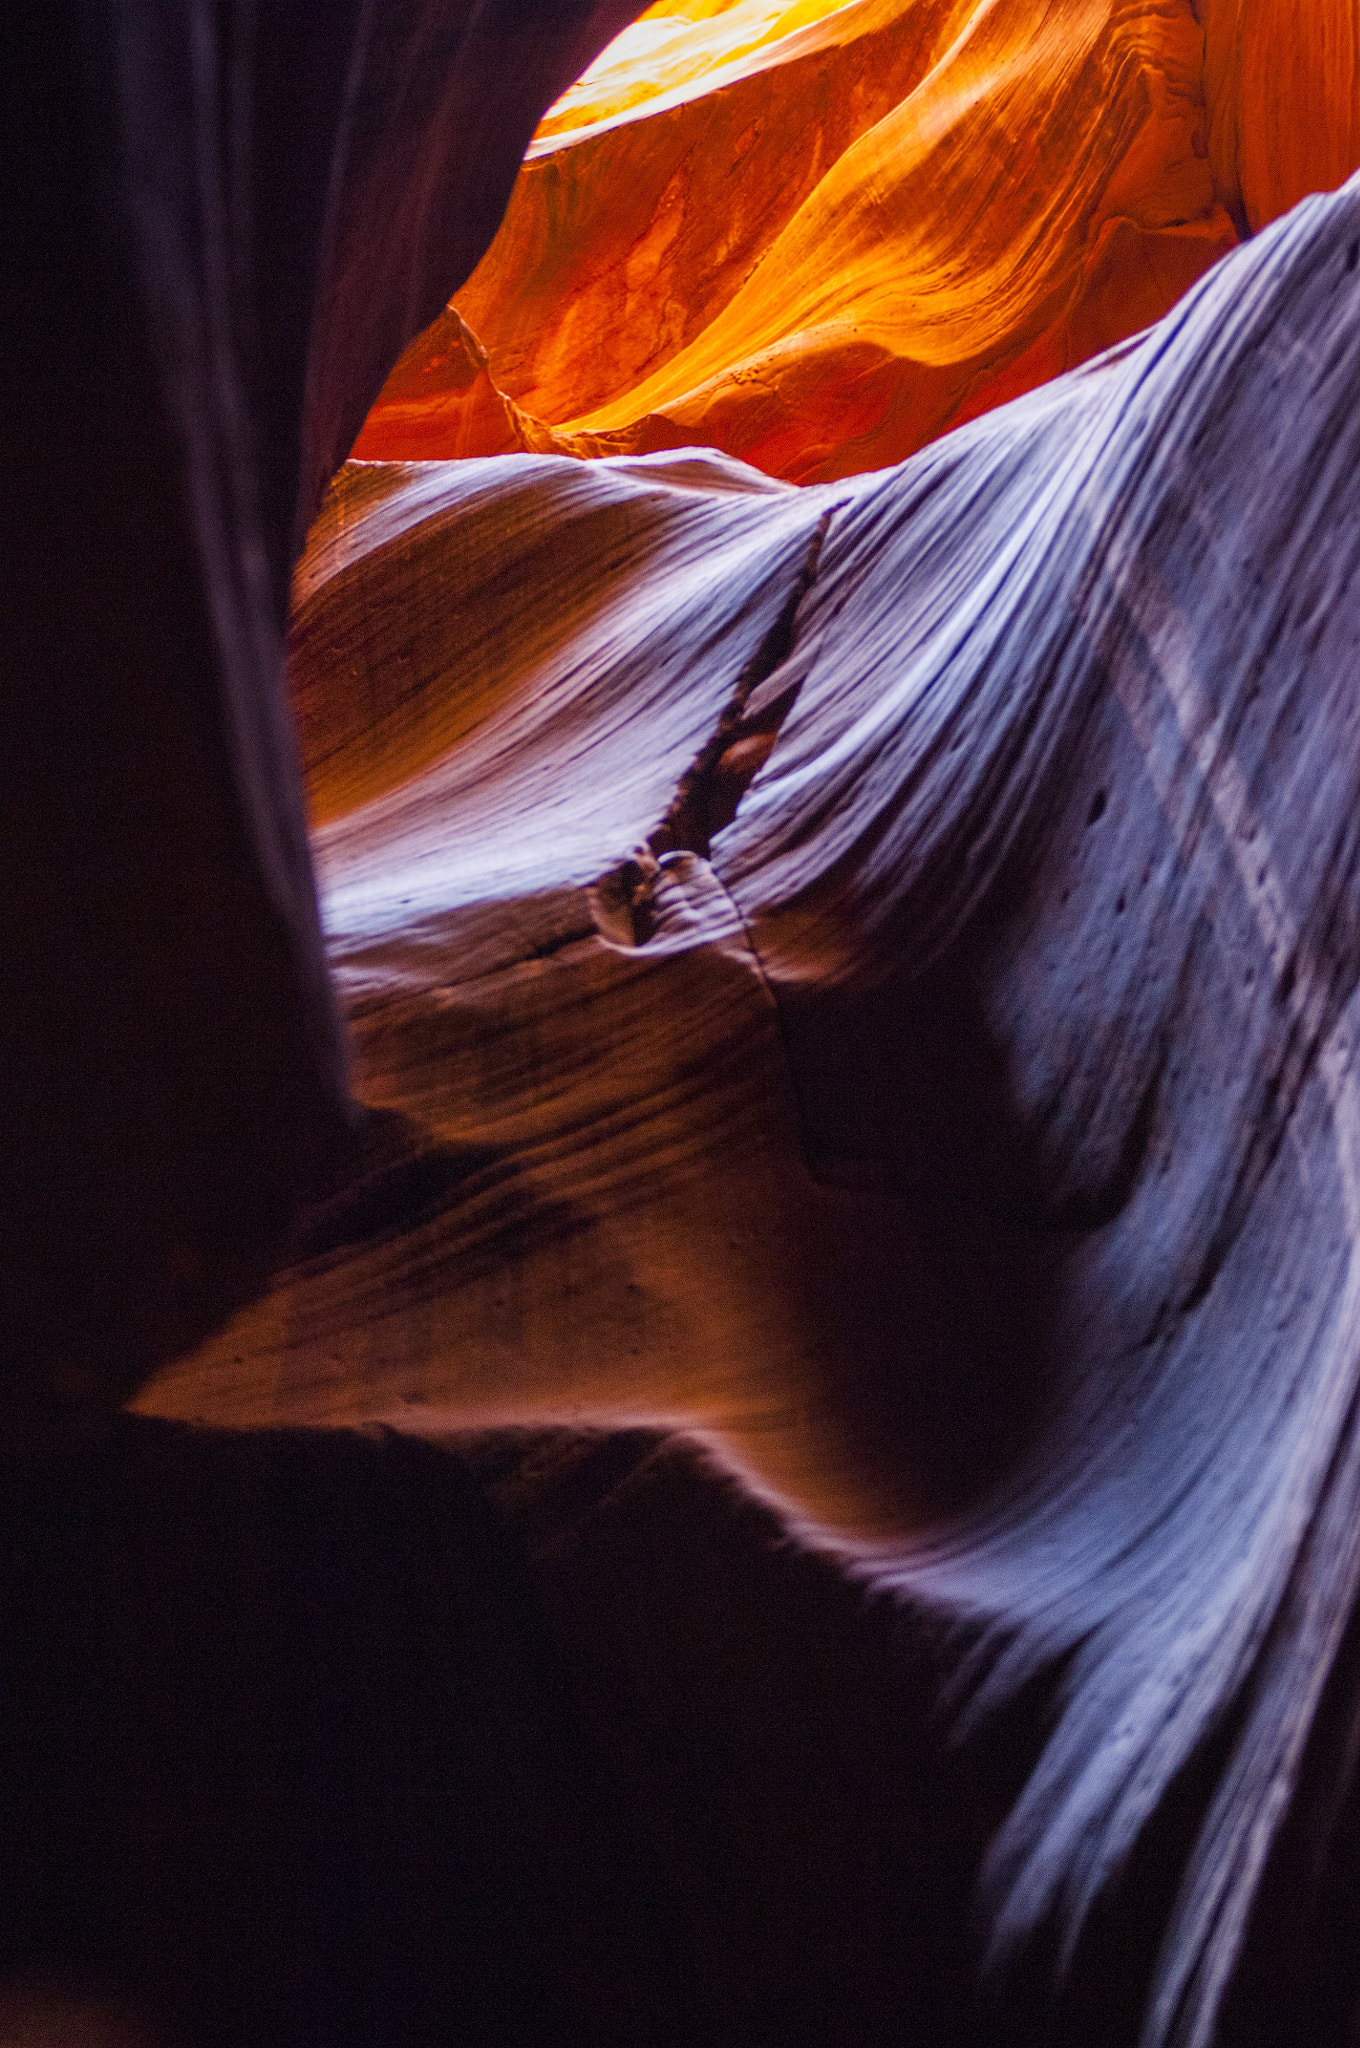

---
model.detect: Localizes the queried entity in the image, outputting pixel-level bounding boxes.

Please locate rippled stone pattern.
[359,0,1360,480]
[140,175,1360,2045]
[10,6,1360,2043]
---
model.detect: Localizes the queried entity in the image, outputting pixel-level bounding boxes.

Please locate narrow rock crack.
[596,508,834,945]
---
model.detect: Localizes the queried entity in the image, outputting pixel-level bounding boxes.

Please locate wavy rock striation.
[362,0,1360,484]
[10,6,1360,2044]
[141,174,1360,2043]
[359,0,1350,479]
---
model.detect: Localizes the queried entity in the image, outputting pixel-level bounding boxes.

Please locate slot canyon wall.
[5,2,1360,2045]
[357,0,1360,480]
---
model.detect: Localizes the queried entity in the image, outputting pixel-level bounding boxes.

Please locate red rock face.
[352,0,1360,479]
[1203,0,1360,234]
[0,1980,158,2047]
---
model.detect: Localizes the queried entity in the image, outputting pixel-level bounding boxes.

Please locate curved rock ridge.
[356,0,982,461]
[355,0,1360,480]
[144,174,1360,2043]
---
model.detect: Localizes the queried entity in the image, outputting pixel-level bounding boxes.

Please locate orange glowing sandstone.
[352,0,1333,481]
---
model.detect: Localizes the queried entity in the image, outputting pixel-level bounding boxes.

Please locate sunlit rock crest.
[358,0,1360,481]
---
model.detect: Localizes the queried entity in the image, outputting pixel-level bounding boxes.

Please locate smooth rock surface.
[9,9,1360,2045]
[140,173,1360,2044]
[358,0,1284,479]
[0,1416,978,2047]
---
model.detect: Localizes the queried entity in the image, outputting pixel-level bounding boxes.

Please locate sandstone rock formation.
[1202,0,1360,235]
[1,1414,980,2048]
[358,0,1332,479]
[135,170,1360,2044]
[8,5,1360,2046]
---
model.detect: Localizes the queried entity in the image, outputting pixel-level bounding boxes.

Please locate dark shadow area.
[778,938,1080,1520]
[1217,1583,1360,2048]
[0,1417,983,2048]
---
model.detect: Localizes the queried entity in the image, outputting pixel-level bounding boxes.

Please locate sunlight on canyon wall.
[354,0,1360,483]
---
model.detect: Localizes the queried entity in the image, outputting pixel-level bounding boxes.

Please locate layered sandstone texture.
[15,3,1360,2042]
[357,0,1360,481]
[141,173,1360,2045]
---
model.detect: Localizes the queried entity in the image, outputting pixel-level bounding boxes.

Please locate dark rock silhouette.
[0,0,638,1420]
